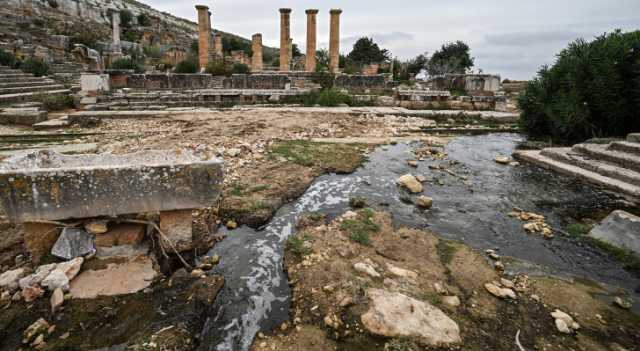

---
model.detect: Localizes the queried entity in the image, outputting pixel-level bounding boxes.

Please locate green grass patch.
[288,234,312,257]
[585,237,640,274]
[436,240,459,265]
[270,140,365,172]
[565,223,592,237]
[227,183,270,197]
[341,208,379,245]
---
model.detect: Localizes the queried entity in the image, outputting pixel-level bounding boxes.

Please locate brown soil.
[252,210,640,351]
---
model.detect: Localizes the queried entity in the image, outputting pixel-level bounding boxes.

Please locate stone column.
[279,8,292,72]
[305,9,319,72]
[195,5,211,69]
[214,35,223,58]
[110,10,122,58]
[251,33,263,72]
[329,9,342,73]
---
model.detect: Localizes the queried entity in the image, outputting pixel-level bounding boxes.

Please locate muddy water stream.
[200,133,639,351]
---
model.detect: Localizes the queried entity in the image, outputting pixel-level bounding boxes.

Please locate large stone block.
[159,210,193,252]
[0,150,223,222]
[589,210,640,255]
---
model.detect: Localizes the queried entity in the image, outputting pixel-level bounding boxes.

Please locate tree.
[346,37,390,66]
[292,44,302,58]
[426,41,474,76]
[519,30,640,143]
[120,10,133,29]
[137,13,151,27]
[315,49,330,72]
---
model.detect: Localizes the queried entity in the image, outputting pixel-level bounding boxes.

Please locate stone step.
[514,150,640,201]
[0,69,23,74]
[609,141,640,156]
[0,109,48,125]
[0,73,33,78]
[573,143,640,173]
[541,147,640,187]
[0,89,70,104]
[0,80,57,88]
[0,84,66,95]
[0,76,49,84]
[628,133,640,143]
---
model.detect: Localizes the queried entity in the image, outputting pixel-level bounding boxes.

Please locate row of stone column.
[195,5,342,73]
[280,8,342,73]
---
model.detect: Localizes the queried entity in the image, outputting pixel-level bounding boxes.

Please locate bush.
[120,10,133,28]
[143,45,162,59]
[70,31,100,50]
[231,63,250,74]
[137,13,151,27]
[40,94,74,111]
[20,58,49,77]
[174,59,198,74]
[0,49,16,67]
[519,30,640,143]
[205,60,231,76]
[317,88,353,107]
[109,58,144,73]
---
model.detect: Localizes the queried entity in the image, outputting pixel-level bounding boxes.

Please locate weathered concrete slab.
[0,149,223,222]
[0,143,98,157]
[573,143,640,173]
[0,109,47,125]
[589,210,640,255]
[0,89,70,104]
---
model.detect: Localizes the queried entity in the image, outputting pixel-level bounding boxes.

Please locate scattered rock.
[225,220,238,230]
[23,318,49,345]
[84,220,109,234]
[494,155,510,164]
[407,160,419,167]
[51,287,64,313]
[41,269,70,292]
[57,257,84,281]
[397,174,423,193]
[613,297,632,310]
[416,175,427,183]
[433,282,448,295]
[589,210,640,256]
[0,268,27,292]
[551,309,580,333]
[191,269,205,278]
[361,289,461,346]
[386,263,418,280]
[500,278,515,289]
[484,282,516,299]
[354,262,381,278]
[22,285,45,302]
[51,228,96,260]
[442,295,461,307]
[416,195,433,209]
[19,264,56,290]
[494,261,505,272]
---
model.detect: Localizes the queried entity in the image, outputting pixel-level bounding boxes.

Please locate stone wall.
[334,74,390,94]
[430,74,501,94]
[224,74,290,90]
[111,74,225,90]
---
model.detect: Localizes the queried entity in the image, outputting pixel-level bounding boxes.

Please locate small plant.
[0,49,16,67]
[349,197,368,209]
[120,9,134,28]
[341,208,379,245]
[137,13,152,27]
[143,45,162,59]
[110,58,144,73]
[174,59,198,74]
[288,234,312,257]
[20,58,49,77]
[205,60,232,76]
[566,223,591,237]
[231,63,250,74]
[40,94,74,111]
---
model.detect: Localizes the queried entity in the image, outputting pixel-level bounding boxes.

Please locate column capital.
[195,5,209,11]
[279,8,292,14]
[252,33,262,39]
[305,9,319,15]
[330,9,343,15]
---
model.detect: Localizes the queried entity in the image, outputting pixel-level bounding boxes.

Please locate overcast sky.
[146,0,639,80]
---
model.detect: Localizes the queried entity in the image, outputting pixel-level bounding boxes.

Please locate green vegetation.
[288,234,312,257]
[137,13,152,27]
[436,240,459,265]
[291,88,370,107]
[143,45,162,59]
[426,41,474,76]
[341,208,379,245]
[349,197,368,209]
[347,37,390,66]
[109,58,144,73]
[270,140,365,172]
[174,59,198,74]
[20,58,49,77]
[519,30,640,143]
[231,63,250,74]
[0,49,16,67]
[120,10,134,28]
[585,237,640,274]
[39,94,74,111]
[204,60,230,76]
[221,36,252,56]
[228,183,269,197]
[566,223,591,237]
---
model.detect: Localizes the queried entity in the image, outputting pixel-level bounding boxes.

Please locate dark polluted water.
[199,133,639,351]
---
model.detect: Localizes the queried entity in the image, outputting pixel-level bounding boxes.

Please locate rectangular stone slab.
[0,149,223,222]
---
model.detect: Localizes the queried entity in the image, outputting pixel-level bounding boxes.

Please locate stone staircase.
[0,66,70,105]
[514,134,640,201]
[49,62,85,87]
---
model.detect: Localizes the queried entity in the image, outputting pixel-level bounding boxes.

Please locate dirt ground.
[252,210,639,351]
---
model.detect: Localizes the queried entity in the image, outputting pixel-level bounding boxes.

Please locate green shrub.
[231,63,250,74]
[143,45,162,59]
[109,58,144,73]
[70,31,100,50]
[317,88,353,107]
[519,30,640,143]
[0,49,15,67]
[137,13,151,27]
[20,58,49,77]
[205,60,231,76]
[175,59,198,74]
[120,10,133,28]
[341,208,379,246]
[40,94,74,111]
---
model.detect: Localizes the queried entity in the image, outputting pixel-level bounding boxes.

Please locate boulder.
[416,195,433,209]
[361,289,461,346]
[354,262,380,278]
[588,210,640,255]
[551,309,580,333]
[19,264,56,289]
[397,174,423,193]
[41,268,70,291]
[484,282,516,299]
[50,288,64,313]
[51,228,95,260]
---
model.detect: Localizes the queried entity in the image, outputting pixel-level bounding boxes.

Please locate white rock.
[354,262,381,278]
[57,257,84,281]
[555,318,572,334]
[442,296,461,307]
[551,309,580,332]
[494,155,510,164]
[361,289,461,346]
[416,195,433,209]
[41,268,70,292]
[342,211,358,220]
[19,264,56,289]
[484,282,516,299]
[500,278,515,289]
[0,268,26,292]
[51,287,64,313]
[386,263,418,280]
[397,174,423,193]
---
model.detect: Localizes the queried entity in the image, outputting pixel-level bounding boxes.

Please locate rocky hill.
[0,0,274,65]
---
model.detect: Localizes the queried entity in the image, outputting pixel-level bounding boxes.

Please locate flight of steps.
[0,66,70,104]
[514,134,640,201]
[49,62,84,87]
